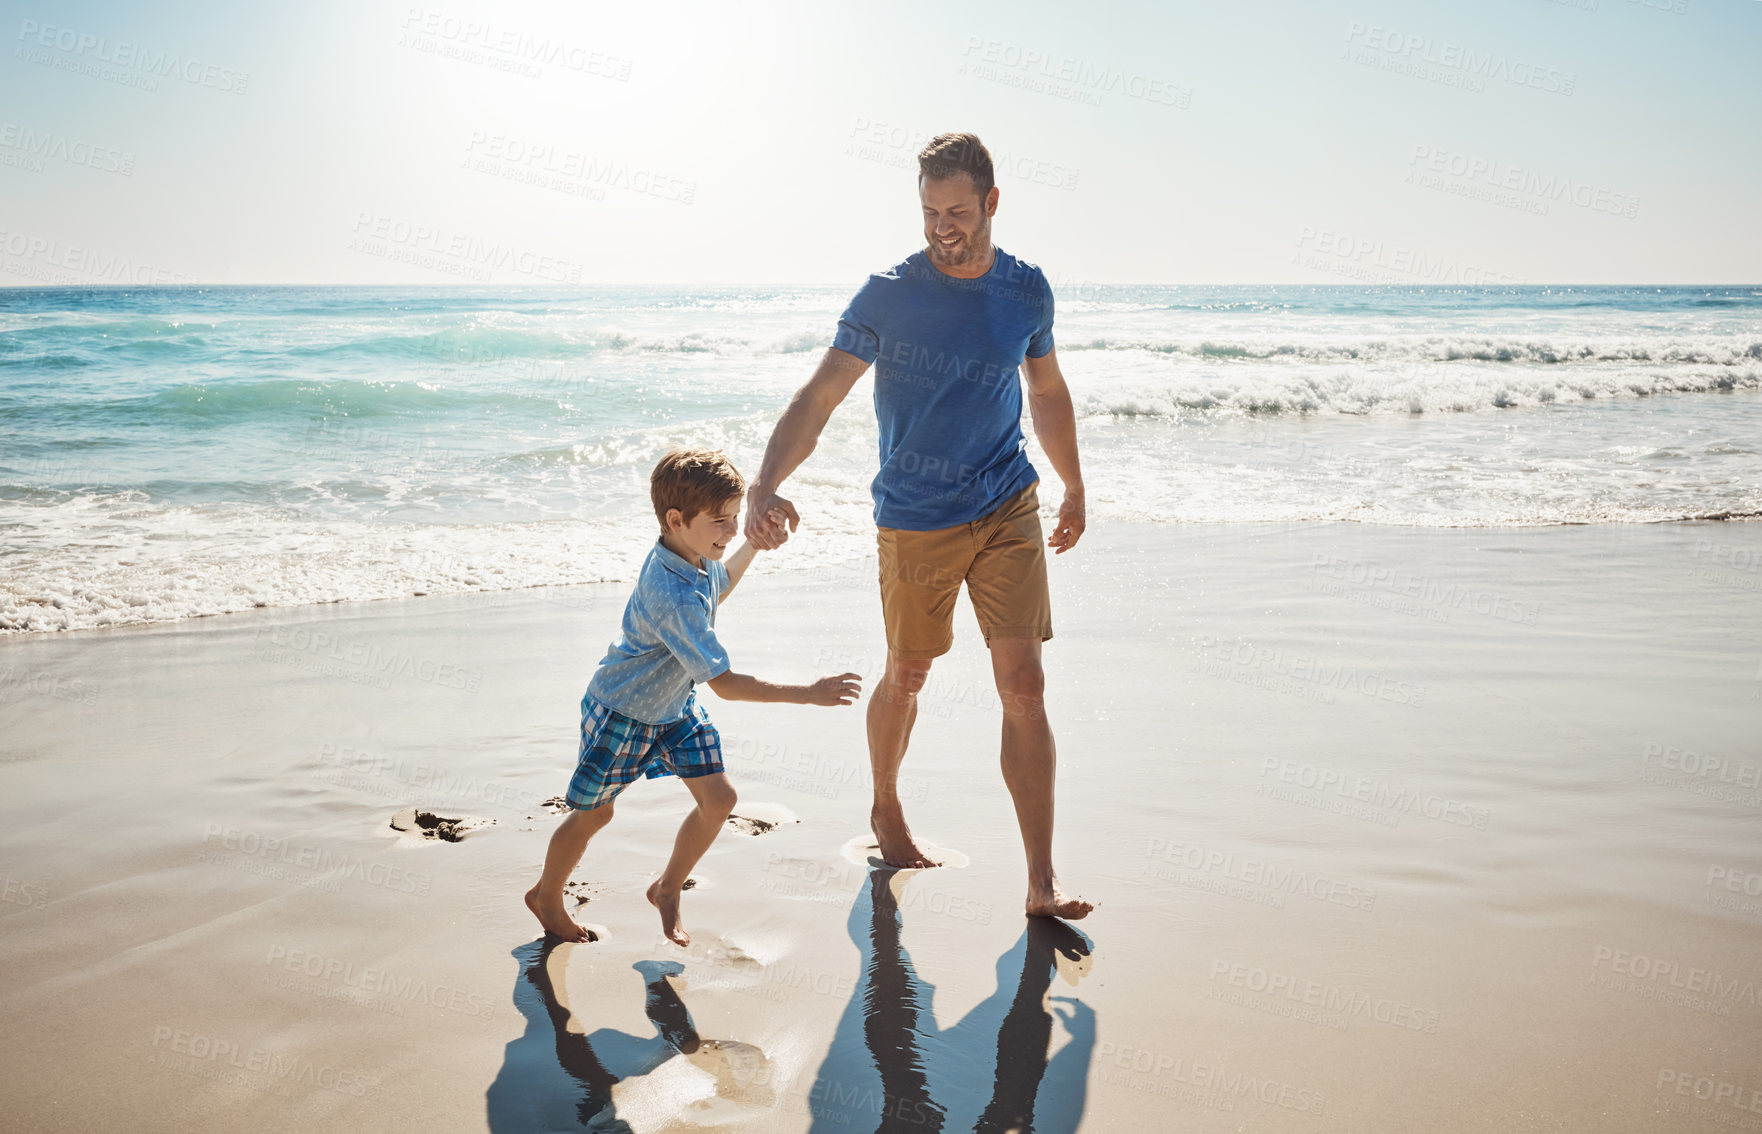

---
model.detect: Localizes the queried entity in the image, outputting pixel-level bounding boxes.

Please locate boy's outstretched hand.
[805,672,863,706]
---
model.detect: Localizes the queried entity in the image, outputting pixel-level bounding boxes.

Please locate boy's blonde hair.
[651,447,745,536]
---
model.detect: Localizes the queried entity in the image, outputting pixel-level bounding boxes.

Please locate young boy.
[525,447,862,946]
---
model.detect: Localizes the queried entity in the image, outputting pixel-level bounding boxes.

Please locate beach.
[5,0,1757,1121]
[5,0,1759,1120]
[3,515,1759,1132]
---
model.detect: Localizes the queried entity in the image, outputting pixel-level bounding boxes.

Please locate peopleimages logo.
[1642,742,1760,788]
[1193,636,1431,709]
[0,124,135,174]
[1342,22,1575,96]
[253,624,483,692]
[0,228,196,285]
[264,945,493,1018]
[1144,838,1378,912]
[957,37,1191,108]
[1589,945,1760,1016]
[1293,226,1526,286]
[397,8,632,80]
[16,19,250,93]
[1407,145,1638,219]
[1207,959,1442,1034]
[463,132,696,204]
[147,1025,375,1096]
[1255,757,1490,830]
[1656,1069,1762,1114]
[1308,554,1541,626]
[1096,1042,1326,1116]
[348,213,584,285]
[199,823,433,896]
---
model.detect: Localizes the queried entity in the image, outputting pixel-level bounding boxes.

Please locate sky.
[2,0,1758,286]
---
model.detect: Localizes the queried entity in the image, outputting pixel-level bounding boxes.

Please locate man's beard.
[930,225,988,265]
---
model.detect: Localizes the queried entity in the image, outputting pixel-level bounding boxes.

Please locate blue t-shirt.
[584,541,732,724]
[832,247,1055,531]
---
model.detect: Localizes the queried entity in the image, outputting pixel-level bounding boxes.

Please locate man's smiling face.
[921,172,998,270]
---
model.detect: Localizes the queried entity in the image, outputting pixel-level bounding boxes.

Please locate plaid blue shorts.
[566,691,724,811]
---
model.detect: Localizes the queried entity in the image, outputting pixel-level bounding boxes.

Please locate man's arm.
[707,669,862,706]
[1021,346,1086,554]
[744,347,870,549]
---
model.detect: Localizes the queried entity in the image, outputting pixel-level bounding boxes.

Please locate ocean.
[2,282,1759,634]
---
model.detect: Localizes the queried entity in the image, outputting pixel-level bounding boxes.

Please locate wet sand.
[1,518,1759,1132]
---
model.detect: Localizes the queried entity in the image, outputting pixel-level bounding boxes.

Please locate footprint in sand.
[724,802,798,836]
[654,934,764,972]
[839,834,970,869]
[632,960,775,1102]
[465,865,611,939]
[551,922,606,943]
[564,875,696,907]
[561,880,600,906]
[681,1035,771,1096]
[389,806,494,842]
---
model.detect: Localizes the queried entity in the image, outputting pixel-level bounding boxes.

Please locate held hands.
[744,487,799,551]
[1047,488,1086,554]
[803,672,862,706]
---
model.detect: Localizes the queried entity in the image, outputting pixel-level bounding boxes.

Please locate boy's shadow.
[486,938,772,1132]
[808,866,1097,1133]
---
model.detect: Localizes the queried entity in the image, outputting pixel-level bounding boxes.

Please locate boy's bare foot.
[525,885,597,942]
[1026,883,1094,921]
[648,880,690,946]
[870,804,939,869]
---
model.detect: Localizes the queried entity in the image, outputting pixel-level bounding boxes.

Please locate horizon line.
[4,281,1761,291]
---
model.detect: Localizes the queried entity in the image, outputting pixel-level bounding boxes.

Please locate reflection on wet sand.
[486,939,771,1131]
[810,865,1096,1133]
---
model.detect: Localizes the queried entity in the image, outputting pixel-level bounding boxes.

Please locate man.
[745,132,1091,920]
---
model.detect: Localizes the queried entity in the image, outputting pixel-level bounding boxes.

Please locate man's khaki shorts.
[877,482,1053,660]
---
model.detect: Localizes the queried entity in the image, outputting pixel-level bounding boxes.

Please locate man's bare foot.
[648,880,690,946]
[524,885,596,942]
[870,804,939,869]
[1026,883,1094,921]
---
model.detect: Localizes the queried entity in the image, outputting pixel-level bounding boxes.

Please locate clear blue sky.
[3,0,1757,285]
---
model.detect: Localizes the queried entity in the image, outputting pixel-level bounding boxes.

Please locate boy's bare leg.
[649,772,737,947]
[989,637,1092,920]
[867,652,939,868]
[526,803,616,942]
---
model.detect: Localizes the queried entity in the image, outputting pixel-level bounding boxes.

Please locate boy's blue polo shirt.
[832,246,1055,532]
[584,541,731,724]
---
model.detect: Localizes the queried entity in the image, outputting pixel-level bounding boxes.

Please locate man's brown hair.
[918,132,994,202]
[651,447,745,536]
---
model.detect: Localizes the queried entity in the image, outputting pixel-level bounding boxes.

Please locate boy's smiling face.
[663,497,740,568]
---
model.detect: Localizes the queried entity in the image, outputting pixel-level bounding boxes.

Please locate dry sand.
[2,518,1759,1132]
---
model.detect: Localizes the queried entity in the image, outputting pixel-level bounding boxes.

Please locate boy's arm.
[657,581,859,705]
[707,669,861,706]
[718,538,760,601]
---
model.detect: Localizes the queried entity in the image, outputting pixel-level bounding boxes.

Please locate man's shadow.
[807,866,1096,1133]
[485,938,772,1132]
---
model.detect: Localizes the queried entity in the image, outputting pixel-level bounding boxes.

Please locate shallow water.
[3,283,1759,632]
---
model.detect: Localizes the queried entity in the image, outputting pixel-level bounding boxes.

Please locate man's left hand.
[1048,490,1086,554]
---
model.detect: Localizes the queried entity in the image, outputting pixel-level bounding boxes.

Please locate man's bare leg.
[989,637,1092,920]
[867,652,939,868]
[649,772,738,947]
[526,802,616,941]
